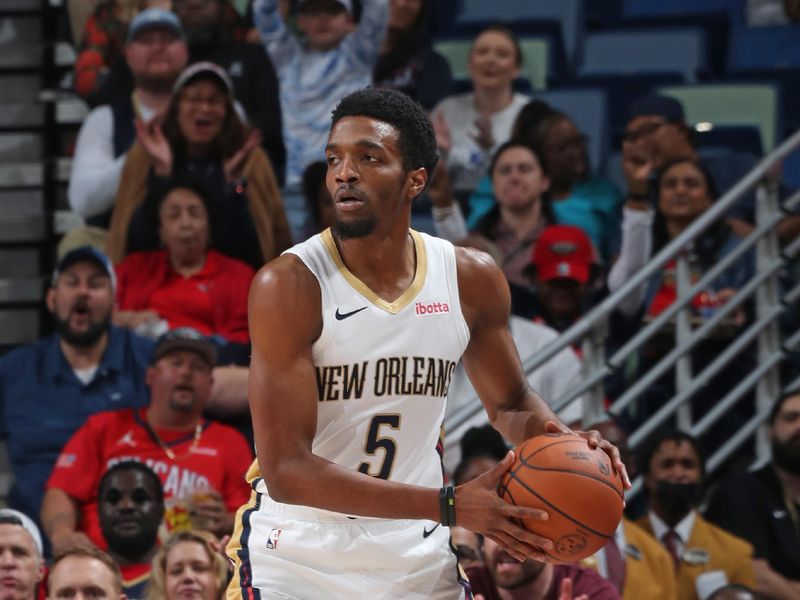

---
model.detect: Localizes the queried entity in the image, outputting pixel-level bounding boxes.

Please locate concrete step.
[0,45,43,69]
[0,278,43,303]
[0,101,44,128]
[0,215,46,242]
[0,248,40,276]
[0,16,42,45]
[0,74,42,103]
[0,308,40,344]
[0,188,44,214]
[1,0,42,12]
[0,132,41,161]
[0,162,43,187]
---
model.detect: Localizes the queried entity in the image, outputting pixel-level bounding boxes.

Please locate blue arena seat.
[623,0,746,28]
[456,0,584,66]
[576,28,708,82]
[694,125,764,156]
[658,82,781,151]
[727,25,800,72]
[434,34,558,91]
[532,87,609,172]
[727,70,800,138]
[572,73,683,144]
[607,12,731,77]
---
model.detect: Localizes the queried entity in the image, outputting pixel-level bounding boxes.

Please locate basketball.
[497,433,624,562]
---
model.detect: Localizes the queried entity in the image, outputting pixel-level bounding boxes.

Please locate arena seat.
[532,87,609,172]
[622,0,746,28]
[576,28,708,82]
[727,25,800,72]
[456,0,584,66]
[658,82,781,151]
[434,35,554,91]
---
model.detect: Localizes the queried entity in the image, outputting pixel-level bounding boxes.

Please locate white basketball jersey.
[253,229,470,499]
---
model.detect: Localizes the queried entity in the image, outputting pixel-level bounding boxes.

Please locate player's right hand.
[453,450,553,563]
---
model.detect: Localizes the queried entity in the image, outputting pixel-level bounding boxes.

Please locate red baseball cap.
[531,225,598,283]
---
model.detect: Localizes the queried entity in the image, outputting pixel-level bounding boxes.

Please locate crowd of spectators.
[0,0,798,598]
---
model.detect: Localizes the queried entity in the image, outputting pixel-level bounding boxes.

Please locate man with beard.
[225,88,628,599]
[172,0,285,184]
[472,537,620,600]
[706,392,800,600]
[636,431,755,600]
[68,8,189,231]
[0,247,153,533]
[40,327,252,556]
[97,461,164,599]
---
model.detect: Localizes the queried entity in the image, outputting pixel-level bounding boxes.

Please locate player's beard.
[333,217,377,239]
[54,309,110,348]
[772,436,800,475]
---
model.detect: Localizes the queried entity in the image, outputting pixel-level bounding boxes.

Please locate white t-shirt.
[443,316,585,472]
[433,92,530,195]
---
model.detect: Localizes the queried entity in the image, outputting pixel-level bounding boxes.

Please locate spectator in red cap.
[525,225,601,332]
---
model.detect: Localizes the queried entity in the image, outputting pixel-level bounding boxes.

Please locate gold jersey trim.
[321,228,427,314]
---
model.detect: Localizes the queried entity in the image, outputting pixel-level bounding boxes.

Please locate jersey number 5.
[358,414,400,480]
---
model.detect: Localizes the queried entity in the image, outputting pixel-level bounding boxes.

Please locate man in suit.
[636,431,755,600]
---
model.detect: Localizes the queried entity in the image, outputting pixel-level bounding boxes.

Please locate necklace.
[144,416,203,460]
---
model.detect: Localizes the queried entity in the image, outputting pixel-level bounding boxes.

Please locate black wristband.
[439,485,456,527]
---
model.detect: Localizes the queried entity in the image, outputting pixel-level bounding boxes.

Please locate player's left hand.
[545,421,631,489]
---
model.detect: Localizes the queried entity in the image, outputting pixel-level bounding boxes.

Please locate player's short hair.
[639,430,706,479]
[331,88,439,181]
[49,546,123,595]
[98,460,165,505]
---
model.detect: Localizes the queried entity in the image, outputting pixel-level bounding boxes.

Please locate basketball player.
[226,88,629,600]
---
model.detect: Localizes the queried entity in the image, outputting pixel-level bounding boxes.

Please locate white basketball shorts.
[226,492,471,600]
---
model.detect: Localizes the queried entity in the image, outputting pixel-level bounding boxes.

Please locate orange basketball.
[497,433,624,562]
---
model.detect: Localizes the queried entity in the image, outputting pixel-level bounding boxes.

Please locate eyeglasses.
[623,119,668,143]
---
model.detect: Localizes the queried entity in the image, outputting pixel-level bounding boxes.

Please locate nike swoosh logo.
[335,306,368,321]
[423,523,439,538]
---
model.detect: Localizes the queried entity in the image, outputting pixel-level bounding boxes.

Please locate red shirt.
[115,249,254,344]
[647,259,717,318]
[47,408,253,548]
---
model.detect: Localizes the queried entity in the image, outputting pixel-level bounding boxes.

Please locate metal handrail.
[447,126,800,477]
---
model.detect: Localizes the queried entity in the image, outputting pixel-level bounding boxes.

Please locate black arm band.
[439,485,456,526]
